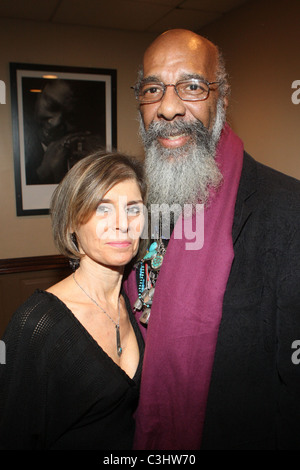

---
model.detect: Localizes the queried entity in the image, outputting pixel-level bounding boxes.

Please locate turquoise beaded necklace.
[134,238,166,325]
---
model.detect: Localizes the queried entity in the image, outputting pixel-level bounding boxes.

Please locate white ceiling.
[0,0,250,34]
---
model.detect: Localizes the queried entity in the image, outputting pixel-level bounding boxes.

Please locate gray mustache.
[147,119,205,138]
[142,119,210,150]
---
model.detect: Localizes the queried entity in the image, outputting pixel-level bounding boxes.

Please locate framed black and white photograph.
[10,63,117,216]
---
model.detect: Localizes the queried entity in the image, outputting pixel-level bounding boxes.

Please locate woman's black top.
[0,289,144,450]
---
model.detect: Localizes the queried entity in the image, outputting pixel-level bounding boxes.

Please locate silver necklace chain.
[72,272,122,356]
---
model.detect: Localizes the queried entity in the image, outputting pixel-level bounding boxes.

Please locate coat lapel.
[232,152,258,244]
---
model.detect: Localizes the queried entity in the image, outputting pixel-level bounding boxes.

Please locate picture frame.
[10,63,117,216]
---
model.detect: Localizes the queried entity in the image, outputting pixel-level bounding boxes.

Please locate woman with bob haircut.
[0,151,147,450]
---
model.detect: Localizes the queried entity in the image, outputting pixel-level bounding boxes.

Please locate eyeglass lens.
[138,80,210,103]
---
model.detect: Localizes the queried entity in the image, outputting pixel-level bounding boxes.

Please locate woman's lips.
[106,241,132,248]
[157,134,190,148]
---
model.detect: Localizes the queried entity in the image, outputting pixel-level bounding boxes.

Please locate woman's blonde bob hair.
[50,150,147,262]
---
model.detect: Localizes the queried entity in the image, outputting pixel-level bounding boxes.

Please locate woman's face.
[75,179,145,268]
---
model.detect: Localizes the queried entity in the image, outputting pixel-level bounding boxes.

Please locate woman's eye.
[96,204,112,215]
[126,205,141,216]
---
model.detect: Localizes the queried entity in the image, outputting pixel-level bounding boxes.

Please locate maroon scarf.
[125,124,244,449]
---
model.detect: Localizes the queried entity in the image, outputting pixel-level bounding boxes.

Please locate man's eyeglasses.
[132,78,222,104]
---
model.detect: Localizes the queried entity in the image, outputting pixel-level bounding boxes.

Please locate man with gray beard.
[124,29,300,450]
[139,103,224,210]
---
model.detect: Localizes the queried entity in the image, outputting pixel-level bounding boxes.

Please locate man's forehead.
[143,30,218,81]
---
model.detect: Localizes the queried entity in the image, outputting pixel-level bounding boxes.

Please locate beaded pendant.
[134,238,166,325]
[151,254,164,270]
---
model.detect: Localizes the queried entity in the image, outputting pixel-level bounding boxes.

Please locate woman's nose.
[115,207,129,233]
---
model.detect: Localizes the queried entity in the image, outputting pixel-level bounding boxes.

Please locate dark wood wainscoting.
[0,255,72,337]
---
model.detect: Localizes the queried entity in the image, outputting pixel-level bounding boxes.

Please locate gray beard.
[139,99,226,218]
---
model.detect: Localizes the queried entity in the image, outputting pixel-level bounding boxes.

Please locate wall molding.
[0,254,72,336]
[0,254,70,275]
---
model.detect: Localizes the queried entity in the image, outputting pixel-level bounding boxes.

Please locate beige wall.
[200,0,300,179]
[0,19,154,259]
[0,0,299,260]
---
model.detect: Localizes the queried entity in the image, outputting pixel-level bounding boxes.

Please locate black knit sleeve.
[0,291,57,449]
[1,289,144,450]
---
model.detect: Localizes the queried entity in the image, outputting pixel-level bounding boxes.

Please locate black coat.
[201,153,300,449]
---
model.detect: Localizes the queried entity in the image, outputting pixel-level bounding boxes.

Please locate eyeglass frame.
[131,78,223,104]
